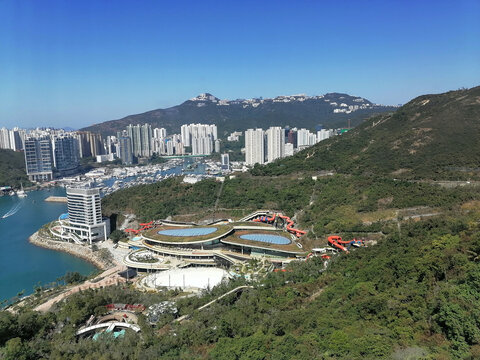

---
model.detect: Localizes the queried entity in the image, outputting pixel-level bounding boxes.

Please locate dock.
[44,196,68,203]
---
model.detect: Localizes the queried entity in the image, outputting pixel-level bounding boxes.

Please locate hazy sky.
[1,0,479,129]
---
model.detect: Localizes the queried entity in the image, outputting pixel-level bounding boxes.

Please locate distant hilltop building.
[245,128,265,166]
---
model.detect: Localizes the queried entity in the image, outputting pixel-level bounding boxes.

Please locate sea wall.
[29,231,109,270]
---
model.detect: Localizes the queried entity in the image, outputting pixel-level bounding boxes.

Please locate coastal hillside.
[81,92,397,136]
[0,149,29,188]
[4,88,480,359]
[254,86,480,180]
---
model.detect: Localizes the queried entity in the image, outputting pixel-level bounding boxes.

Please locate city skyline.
[1,0,479,129]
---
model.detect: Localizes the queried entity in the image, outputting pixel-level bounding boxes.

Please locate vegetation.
[109,229,127,244]
[2,87,480,358]
[0,149,29,188]
[2,209,480,358]
[254,86,480,180]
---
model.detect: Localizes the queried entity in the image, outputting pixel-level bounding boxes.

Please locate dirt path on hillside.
[34,265,126,313]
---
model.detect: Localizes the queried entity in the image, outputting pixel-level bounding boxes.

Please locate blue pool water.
[240,234,291,245]
[158,227,218,237]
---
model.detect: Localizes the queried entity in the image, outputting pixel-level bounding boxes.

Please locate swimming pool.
[239,233,291,245]
[157,227,218,237]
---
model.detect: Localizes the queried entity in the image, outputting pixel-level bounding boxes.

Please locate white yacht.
[17,184,27,198]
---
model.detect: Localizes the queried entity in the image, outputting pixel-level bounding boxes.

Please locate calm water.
[0,187,96,303]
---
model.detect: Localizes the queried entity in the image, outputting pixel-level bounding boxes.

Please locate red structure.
[125,221,154,235]
[253,213,306,238]
[106,303,146,312]
[327,235,364,253]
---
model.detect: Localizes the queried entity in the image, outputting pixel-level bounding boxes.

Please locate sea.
[0,158,209,303]
[0,187,96,303]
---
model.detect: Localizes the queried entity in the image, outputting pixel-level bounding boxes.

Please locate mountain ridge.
[81,92,397,137]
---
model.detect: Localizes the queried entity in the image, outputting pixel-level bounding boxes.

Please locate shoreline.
[29,231,110,271]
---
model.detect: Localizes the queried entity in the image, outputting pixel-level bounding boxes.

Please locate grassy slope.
[255,86,480,180]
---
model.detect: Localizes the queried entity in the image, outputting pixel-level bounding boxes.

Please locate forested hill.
[81,92,396,137]
[0,149,29,188]
[255,86,480,180]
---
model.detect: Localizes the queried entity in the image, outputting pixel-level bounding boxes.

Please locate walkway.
[76,321,141,336]
[34,265,125,313]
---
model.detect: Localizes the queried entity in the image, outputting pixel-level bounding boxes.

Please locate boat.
[17,183,27,198]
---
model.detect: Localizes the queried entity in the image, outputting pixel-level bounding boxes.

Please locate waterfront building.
[24,136,54,182]
[245,128,265,166]
[221,153,230,170]
[75,131,104,158]
[52,136,80,176]
[174,140,185,155]
[166,139,174,155]
[96,153,115,163]
[192,135,213,155]
[127,124,152,157]
[266,126,285,163]
[60,187,110,244]
[118,136,133,165]
[182,123,217,153]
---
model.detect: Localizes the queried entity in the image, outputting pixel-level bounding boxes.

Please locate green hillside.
[255,86,480,180]
[0,149,29,188]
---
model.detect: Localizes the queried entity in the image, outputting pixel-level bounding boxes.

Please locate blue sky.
[1,0,479,128]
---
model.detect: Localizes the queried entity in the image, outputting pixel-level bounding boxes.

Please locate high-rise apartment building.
[153,127,167,139]
[118,136,133,165]
[76,132,104,158]
[266,126,285,163]
[52,136,80,176]
[296,128,310,148]
[221,153,230,170]
[24,136,54,182]
[245,128,265,166]
[181,123,217,152]
[317,129,333,142]
[127,124,152,157]
[60,187,110,244]
[0,128,10,150]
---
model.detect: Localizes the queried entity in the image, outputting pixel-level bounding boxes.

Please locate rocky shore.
[29,231,111,270]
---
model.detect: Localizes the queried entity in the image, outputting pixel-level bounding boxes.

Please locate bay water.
[0,187,96,303]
